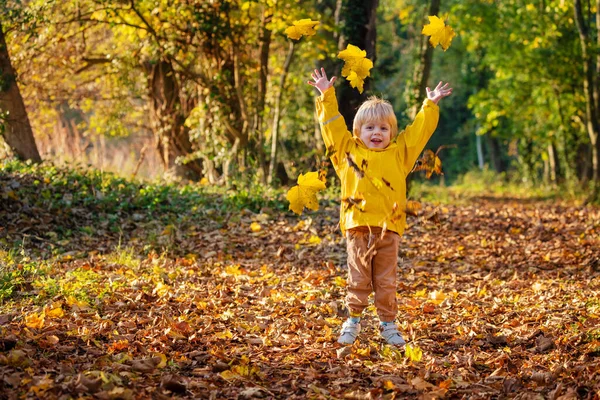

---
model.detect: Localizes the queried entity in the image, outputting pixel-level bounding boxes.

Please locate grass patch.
[409,167,587,205]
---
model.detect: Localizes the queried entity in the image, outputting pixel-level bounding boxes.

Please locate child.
[308,68,452,345]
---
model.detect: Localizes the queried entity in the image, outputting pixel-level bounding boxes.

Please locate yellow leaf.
[406,200,422,215]
[285,19,320,40]
[355,347,370,356]
[25,313,45,329]
[286,171,326,215]
[216,330,233,339]
[334,276,346,287]
[220,370,237,380]
[422,15,456,51]
[338,44,374,92]
[430,290,446,304]
[347,70,365,93]
[415,288,427,298]
[383,380,395,390]
[154,353,167,368]
[46,307,64,319]
[405,344,423,362]
[153,282,170,297]
[66,296,89,310]
[225,264,242,276]
[308,235,321,244]
[250,222,262,232]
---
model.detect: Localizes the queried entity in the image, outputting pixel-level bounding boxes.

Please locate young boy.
[308,68,452,345]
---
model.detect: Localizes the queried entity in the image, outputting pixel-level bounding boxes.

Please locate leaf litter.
[1,170,600,398]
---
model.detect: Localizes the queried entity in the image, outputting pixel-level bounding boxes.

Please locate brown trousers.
[346,228,400,322]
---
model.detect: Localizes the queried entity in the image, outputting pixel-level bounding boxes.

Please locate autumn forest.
[1,0,600,398]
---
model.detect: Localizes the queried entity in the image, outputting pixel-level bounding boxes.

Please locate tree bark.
[267,41,295,185]
[0,21,41,162]
[337,0,379,128]
[476,130,484,169]
[254,11,272,182]
[147,59,203,180]
[574,0,600,185]
[487,134,505,174]
[407,0,441,120]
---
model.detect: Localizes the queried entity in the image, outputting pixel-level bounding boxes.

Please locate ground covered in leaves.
[1,162,600,399]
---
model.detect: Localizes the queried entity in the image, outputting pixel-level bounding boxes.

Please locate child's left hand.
[426,82,453,104]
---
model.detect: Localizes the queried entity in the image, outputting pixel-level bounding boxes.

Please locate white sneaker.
[338,320,360,345]
[380,323,406,346]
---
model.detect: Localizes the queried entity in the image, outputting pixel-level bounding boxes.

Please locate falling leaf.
[406,200,422,216]
[337,44,373,93]
[285,19,320,40]
[250,222,262,232]
[411,146,454,178]
[347,71,365,93]
[286,171,326,215]
[421,15,456,51]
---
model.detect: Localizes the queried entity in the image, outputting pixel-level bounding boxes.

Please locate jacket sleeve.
[316,87,353,168]
[396,98,440,174]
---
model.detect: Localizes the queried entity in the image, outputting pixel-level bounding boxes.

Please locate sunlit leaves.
[25,313,45,329]
[422,15,456,51]
[404,344,423,362]
[411,148,445,178]
[285,19,320,40]
[286,171,326,215]
[337,44,373,94]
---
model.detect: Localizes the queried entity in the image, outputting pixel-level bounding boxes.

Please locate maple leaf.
[412,145,455,178]
[338,44,373,94]
[347,71,365,93]
[286,171,326,215]
[422,15,456,51]
[285,19,320,40]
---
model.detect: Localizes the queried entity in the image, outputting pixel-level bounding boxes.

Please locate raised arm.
[308,68,353,167]
[397,81,452,174]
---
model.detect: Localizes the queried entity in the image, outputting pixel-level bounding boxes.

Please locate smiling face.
[359,121,392,149]
[353,96,398,149]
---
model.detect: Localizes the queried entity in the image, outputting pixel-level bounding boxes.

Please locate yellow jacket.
[316,87,440,235]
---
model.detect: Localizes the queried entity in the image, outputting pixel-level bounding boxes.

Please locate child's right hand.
[308,68,336,95]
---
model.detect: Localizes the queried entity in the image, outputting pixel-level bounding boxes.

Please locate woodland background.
[1,0,599,198]
[1,0,600,399]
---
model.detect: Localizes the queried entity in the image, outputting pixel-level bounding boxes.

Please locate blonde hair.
[352,96,398,138]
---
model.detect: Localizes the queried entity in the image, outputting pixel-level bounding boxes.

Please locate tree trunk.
[267,41,295,185]
[476,130,484,169]
[337,0,379,128]
[487,134,505,173]
[407,0,441,120]
[254,11,272,183]
[147,59,203,180]
[574,0,600,186]
[0,21,41,162]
